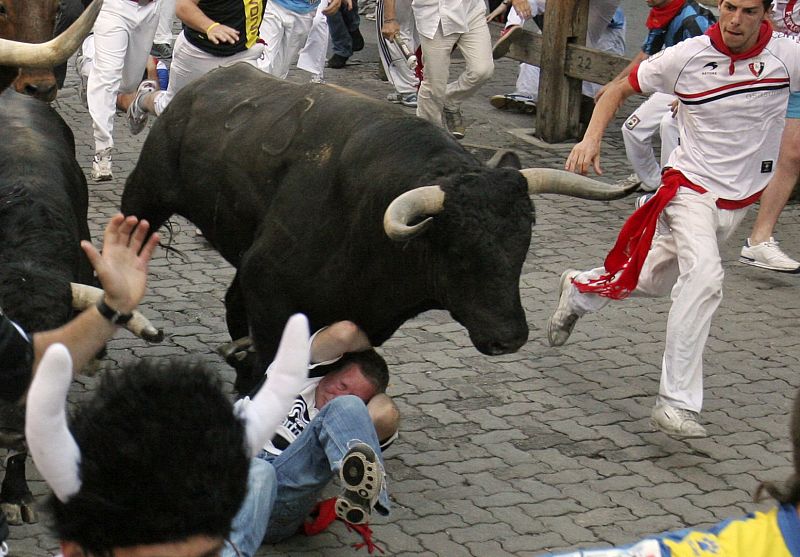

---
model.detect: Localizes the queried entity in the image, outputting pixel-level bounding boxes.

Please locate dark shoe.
[150,42,172,60]
[327,54,349,69]
[443,108,465,140]
[335,442,384,525]
[350,28,364,52]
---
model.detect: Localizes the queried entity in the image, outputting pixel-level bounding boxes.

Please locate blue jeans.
[223,395,390,557]
[327,0,360,58]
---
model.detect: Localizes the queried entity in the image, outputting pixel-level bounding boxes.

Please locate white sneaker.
[740,237,800,273]
[634,192,655,210]
[127,80,157,136]
[651,404,707,438]
[547,269,581,347]
[91,148,113,182]
[335,442,384,525]
[616,173,642,192]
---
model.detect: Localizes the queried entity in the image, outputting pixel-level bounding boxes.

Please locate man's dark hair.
[320,349,390,394]
[47,358,249,556]
[756,386,800,505]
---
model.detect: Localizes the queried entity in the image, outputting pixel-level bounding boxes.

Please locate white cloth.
[152,31,264,116]
[565,189,749,412]
[297,0,330,78]
[154,0,176,44]
[635,35,800,199]
[410,0,487,40]
[376,0,419,95]
[87,0,160,152]
[257,1,316,79]
[415,4,493,126]
[622,92,680,190]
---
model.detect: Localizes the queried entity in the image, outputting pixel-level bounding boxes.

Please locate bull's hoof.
[217,336,253,363]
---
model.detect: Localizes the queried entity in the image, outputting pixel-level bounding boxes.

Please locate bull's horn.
[70,283,163,343]
[383,186,445,241]
[520,168,639,200]
[26,344,82,502]
[0,0,103,68]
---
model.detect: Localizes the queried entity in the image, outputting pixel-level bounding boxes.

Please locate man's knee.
[467,59,494,86]
[325,394,369,417]
[248,458,277,502]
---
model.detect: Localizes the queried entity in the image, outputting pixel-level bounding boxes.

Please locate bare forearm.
[32,307,117,377]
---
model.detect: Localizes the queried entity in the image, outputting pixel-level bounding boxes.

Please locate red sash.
[574,169,763,300]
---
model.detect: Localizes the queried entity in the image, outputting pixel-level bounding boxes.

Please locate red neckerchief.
[706,20,773,74]
[646,0,685,29]
[574,169,762,300]
[303,498,385,554]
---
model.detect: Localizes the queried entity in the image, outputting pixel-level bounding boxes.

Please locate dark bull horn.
[70,283,164,343]
[383,185,445,241]
[0,0,103,68]
[521,168,639,200]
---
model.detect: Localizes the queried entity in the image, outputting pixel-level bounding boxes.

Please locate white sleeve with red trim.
[633,36,712,96]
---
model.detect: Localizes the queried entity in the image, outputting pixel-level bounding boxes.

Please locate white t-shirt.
[633,34,800,199]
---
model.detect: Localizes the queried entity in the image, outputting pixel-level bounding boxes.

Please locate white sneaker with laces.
[547,269,581,347]
[91,148,113,182]
[740,237,800,273]
[651,404,706,438]
[127,80,157,136]
[616,173,643,192]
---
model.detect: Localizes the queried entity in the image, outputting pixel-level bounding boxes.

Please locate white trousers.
[151,32,263,115]
[154,0,176,44]
[87,0,160,153]
[564,189,749,412]
[258,2,315,79]
[622,92,681,190]
[416,10,493,126]
[376,0,419,95]
[297,0,329,79]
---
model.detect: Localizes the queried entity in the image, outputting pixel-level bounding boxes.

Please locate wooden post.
[536,0,589,142]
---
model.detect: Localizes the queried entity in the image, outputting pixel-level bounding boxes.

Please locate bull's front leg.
[1,451,37,525]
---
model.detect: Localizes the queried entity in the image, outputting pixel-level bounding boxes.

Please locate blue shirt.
[642,0,716,56]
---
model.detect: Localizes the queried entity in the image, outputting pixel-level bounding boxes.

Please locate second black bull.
[121,63,635,394]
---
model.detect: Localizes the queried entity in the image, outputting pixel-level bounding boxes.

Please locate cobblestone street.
[9,12,800,556]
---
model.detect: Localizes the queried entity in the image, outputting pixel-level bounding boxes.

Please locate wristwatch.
[95,299,133,325]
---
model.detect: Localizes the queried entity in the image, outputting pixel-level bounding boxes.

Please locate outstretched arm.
[566,77,637,176]
[31,214,159,376]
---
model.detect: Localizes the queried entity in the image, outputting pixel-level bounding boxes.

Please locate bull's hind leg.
[1,452,37,525]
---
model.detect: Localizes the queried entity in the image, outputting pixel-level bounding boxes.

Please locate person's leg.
[740,116,800,272]
[327,9,353,59]
[153,0,176,48]
[444,11,493,111]
[621,93,675,191]
[416,27,458,127]
[258,2,289,77]
[376,0,418,97]
[654,191,748,434]
[118,2,159,98]
[297,1,330,80]
[659,108,680,165]
[223,458,277,557]
[265,8,314,79]
[264,395,389,543]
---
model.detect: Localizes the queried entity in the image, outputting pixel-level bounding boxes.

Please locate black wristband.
[96,299,133,325]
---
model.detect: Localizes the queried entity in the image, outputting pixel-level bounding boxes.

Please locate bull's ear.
[486,149,521,170]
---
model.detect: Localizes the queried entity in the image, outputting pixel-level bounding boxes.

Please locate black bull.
[0,89,93,524]
[121,63,634,394]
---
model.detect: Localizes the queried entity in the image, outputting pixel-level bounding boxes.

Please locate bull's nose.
[484,337,526,355]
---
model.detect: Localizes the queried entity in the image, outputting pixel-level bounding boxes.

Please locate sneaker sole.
[335,444,382,525]
[92,174,113,182]
[738,255,800,273]
[489,95,535,114]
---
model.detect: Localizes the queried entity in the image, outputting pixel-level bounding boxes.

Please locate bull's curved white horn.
[25,344,82,502]
[383,185,445,241]
[70,283,163,343]
[0,0,103,68]
[235,314,310,457]
[521,168,639,200]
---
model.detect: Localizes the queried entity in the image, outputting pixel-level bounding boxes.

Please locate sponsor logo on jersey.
[702,61,718,75]
[784,0,800,33]
[749,61,765,78]
[625,115,641,130]
[761,160,774,173]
